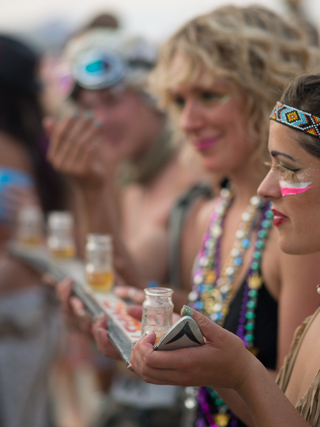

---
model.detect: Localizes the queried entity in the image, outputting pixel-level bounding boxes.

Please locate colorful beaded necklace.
[188,188,273,427]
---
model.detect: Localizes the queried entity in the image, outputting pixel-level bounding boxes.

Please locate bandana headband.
[270,101,320,139]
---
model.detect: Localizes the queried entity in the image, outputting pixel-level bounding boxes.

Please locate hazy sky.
[0,0,319,43]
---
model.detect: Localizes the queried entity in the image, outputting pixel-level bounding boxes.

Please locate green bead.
[248,289,258,297]
[262,219,272,228]
[246,311,256,319]
[266,210,274,218]
[247,300,256,309]
[258,230,267,238]
[245,334,254,342]
[253,251,262,259]
[245,323,254,330]
[256,240,265,249]
[215,398,224,406]
[251,261,259,270]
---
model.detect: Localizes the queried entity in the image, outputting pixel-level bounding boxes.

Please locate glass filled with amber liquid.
[141,287,173,344]
[16,205,44,247]
[47,212,76,259]
[85,234,114,293]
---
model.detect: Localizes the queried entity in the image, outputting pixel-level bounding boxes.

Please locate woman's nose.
[179,100,203,133]
[258,169,281,201]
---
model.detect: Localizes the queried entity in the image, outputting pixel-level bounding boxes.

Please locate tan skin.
[47,85,210,306]
[129,121,320,427]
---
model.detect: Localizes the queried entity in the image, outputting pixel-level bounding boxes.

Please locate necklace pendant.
[221,306,229,317]
[248,274,263,290]
[203,298,216,314]
[247,346,259,357]
[214,413,230,427]
[204,270,216,283]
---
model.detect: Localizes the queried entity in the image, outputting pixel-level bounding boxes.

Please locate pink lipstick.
[194,138,219,151]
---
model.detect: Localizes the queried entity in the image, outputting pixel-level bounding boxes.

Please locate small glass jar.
[141,287,174,343]
[16,205,44,247]
[47,211,76,259]
[85,234,114,293]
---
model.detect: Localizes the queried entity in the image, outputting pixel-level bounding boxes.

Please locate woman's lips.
[271,209,289,227]
[194,138,219,151]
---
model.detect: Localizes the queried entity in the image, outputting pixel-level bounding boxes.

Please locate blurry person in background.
[0,34,67,427]
[40,11,121,118]
[46,28,212,303]
[80,12,120,32]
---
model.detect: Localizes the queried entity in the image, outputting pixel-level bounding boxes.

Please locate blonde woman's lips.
[194,138,219,151]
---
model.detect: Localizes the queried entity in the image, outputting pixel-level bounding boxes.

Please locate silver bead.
[199,257,208,267]
[194,273,203,284]
[188,291,198,301]
[231,248,240,257]
[220,188,231,199]
[250,195,260,206]
[185,397,197,409]
[226,266,235,275]
[236,230,245,239]
[241,212,251,222]
[220,285,230,294]
[212,225,223,238]
[213,303,222,312]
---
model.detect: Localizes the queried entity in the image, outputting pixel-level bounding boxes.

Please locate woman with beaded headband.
[131,73,320,427]
[91,5,320,427]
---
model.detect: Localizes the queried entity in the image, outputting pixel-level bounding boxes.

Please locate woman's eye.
[277,164,299,182]
[201,91,218,102]
[264,161,300,182]
[171,95,185,109]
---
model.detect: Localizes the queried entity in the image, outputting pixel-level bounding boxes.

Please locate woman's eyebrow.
[270,150,297,162]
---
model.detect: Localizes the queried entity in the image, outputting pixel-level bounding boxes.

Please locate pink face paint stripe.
[280,180,312,196]
[281,186,312,196]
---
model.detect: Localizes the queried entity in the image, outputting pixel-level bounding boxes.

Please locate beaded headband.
[270,101,320,139]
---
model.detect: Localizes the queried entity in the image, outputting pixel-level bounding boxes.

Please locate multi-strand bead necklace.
[188,188,273,427]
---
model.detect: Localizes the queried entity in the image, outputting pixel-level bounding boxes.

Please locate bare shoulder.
[0,131,32,172]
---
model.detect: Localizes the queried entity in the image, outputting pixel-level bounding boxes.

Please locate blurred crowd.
[0,1,320,427]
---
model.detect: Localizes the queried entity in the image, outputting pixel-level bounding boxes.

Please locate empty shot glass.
[141,287,173,343]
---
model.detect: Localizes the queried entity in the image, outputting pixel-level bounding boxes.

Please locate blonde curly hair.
[150,5,320,162]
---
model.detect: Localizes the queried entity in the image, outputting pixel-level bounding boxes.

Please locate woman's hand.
[92,314,123,360]
[45,112,107,188]
[92,286,146,360]
[114,285,145,304]
[130,306,254,390]
[45,276,93,333]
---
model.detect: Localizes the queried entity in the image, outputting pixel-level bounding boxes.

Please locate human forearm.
[213,388,254,427]
[238,357,308,427]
